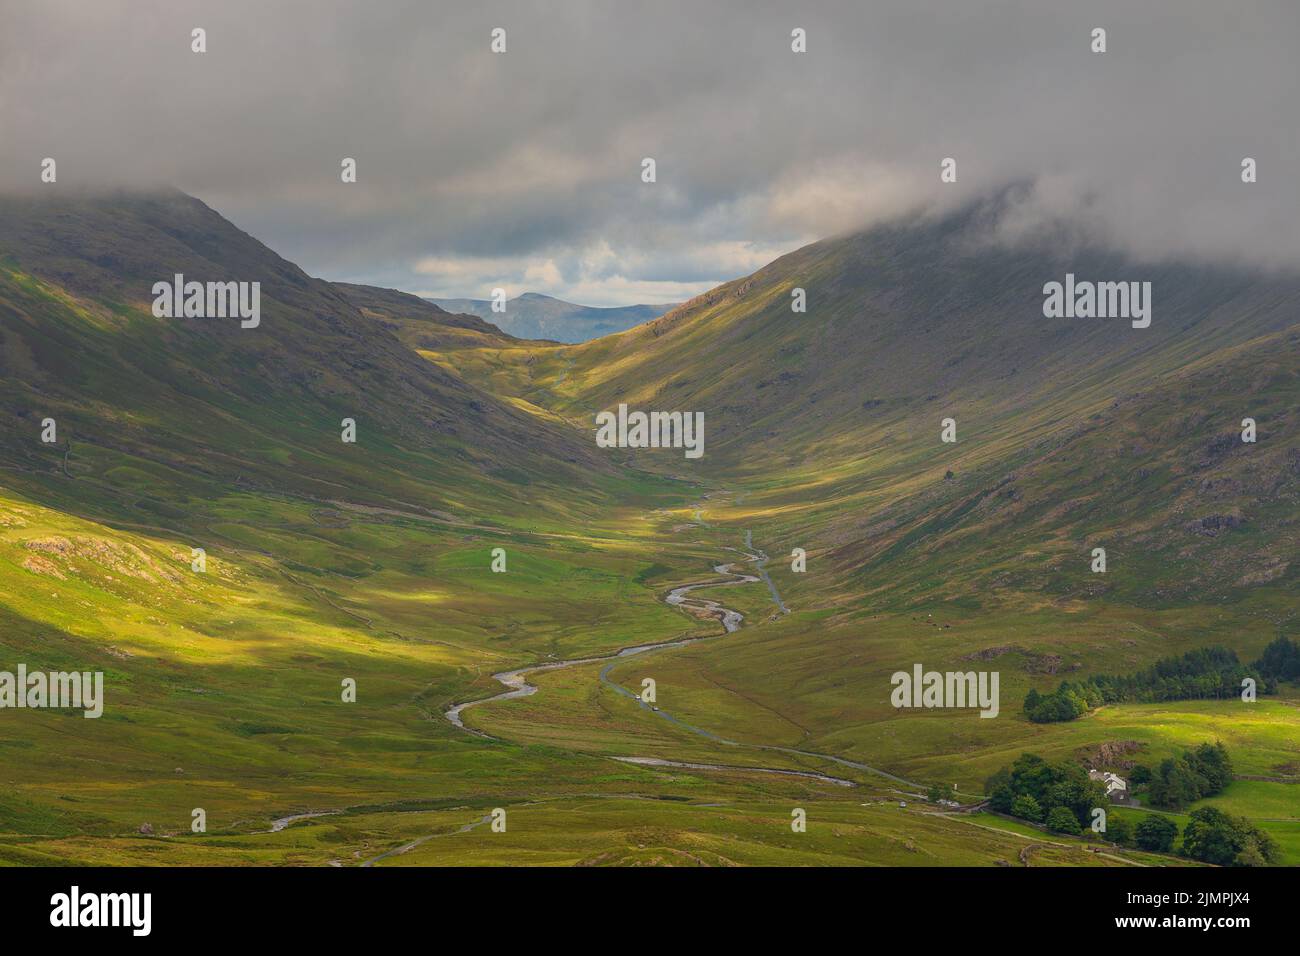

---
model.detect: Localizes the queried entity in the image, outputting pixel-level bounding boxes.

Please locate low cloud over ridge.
[3,0,1297,303]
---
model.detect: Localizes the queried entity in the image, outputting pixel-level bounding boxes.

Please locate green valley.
[0,191,1296,868]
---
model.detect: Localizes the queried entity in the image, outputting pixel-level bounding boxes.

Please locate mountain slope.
[553,196,1299,468]
[425,292,675,343]
[0,190,613,524]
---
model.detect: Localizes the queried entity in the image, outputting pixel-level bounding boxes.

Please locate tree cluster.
[1180,807,1280,866]
[1022,646,1273,723]
[1254,635,1300,683]
[985,754,1109,833]
[1138,742,1233,810]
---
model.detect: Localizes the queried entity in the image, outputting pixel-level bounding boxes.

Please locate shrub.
[1106,815,1134,847]
[1011,794,1044,823]
[1046,806,1082,834]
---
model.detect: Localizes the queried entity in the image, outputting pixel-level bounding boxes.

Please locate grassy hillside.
[543,195,1299,469]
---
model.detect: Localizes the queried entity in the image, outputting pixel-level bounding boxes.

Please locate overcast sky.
[3,0,1297,305]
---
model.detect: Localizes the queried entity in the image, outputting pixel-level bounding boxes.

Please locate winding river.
[443,526,920,791]
[445,555,761,733]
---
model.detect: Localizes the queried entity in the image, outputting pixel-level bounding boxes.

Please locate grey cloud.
[2,0,1297,304]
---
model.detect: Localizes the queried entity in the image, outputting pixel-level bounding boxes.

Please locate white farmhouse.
[1088,769,1129,801]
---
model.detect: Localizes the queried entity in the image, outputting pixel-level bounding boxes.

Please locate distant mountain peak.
[422,292,678,343]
